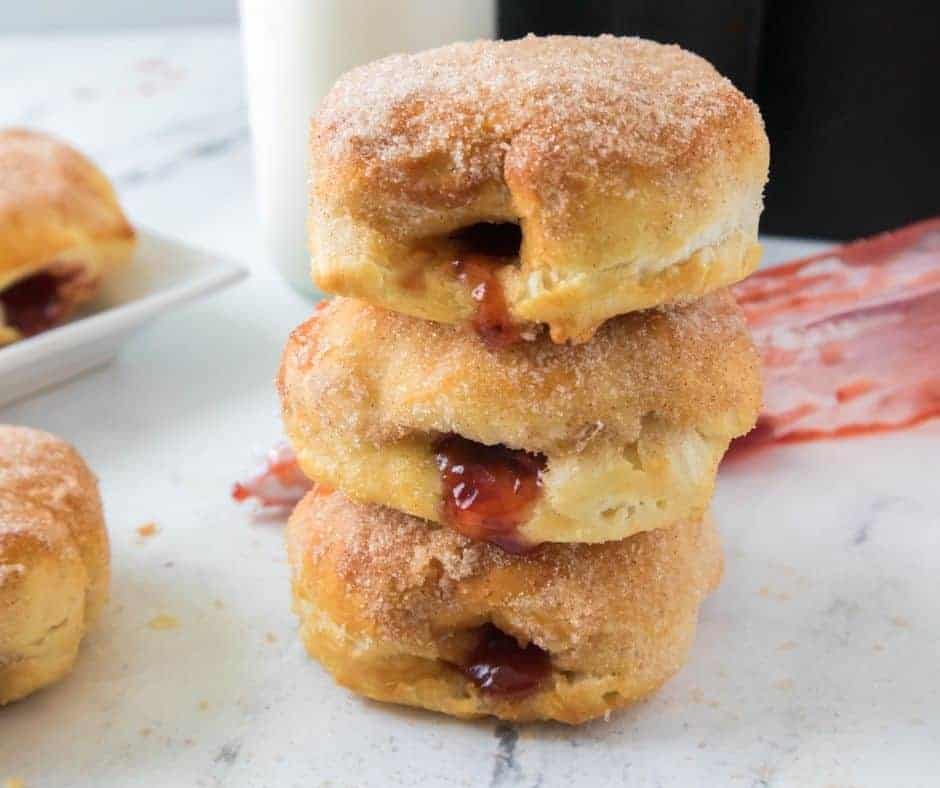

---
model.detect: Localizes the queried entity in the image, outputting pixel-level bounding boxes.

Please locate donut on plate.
[0,426,109,704]
[286,487,723,724]
[279,293,760,549]
[308,35,768,344]
[0,129,135,346]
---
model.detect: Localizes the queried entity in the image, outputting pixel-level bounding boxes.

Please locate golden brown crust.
[309,35,768,341]
[287,489,723,724]
[0,425,109,704]
[0,128,135,345]
[279,294,761,544]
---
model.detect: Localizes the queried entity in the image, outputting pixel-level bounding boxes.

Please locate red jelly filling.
[434,434,546,552]
[450,223,523,349]
[1,270,74,337]
[461,624,551,697]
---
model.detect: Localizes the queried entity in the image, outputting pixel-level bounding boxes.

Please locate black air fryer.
[499,1,940,239]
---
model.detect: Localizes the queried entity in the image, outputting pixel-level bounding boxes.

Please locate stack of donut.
[280,35,768,724]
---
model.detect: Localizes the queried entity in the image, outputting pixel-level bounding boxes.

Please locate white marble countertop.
[1,26,938,788]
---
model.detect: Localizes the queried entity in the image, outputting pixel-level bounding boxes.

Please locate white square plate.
[0,229,247,407]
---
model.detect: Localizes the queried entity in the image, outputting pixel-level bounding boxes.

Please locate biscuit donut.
[287,488,723,724]
[0,128,135,345]
[0,426,109,704]
[279,294,760,548]
[309,35,768,344]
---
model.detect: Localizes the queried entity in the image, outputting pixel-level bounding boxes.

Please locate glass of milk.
[239,0,496,296]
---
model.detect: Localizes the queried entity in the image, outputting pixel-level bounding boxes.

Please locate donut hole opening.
[455,623,551,697]
[449,222,522,260]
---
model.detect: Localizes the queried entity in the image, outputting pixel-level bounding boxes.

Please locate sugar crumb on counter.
[147,614,179,631]
[757,586,791,602]
[135,522,160,539]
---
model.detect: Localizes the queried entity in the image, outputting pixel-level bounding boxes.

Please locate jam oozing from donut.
[452,257,521,349]
[1,270,77,337]
[450,223,523,349]
[461,624,551,697]
[434,434,545,552]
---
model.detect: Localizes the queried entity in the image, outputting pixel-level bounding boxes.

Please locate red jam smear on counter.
[232,443,313,510]
[450,223,523,349]
[729,216,940,452]
[1,271,74,336]
[461,624,551,697]
[433,434,545,553]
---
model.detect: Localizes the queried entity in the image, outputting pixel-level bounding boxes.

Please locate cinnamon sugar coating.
[309,35,768,341]
[279,293,760,544]
[287,488,723,724]
[0,128,135,345]
[0,426,109,704]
